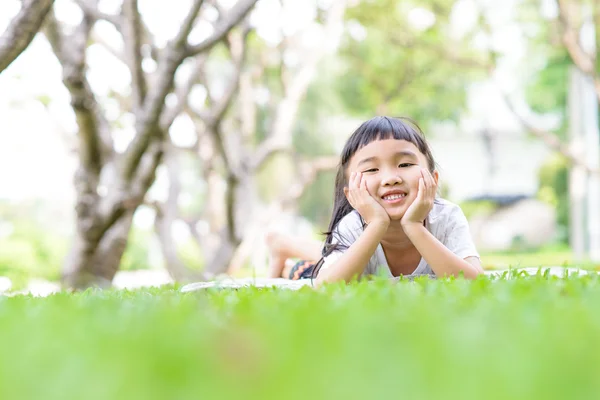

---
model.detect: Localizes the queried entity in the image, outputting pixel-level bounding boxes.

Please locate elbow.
[313,269,353,287]
[464,265,485,280]
[465,270,482,280]
[313,271,336,288]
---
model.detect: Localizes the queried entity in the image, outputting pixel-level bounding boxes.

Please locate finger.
[354,172,362,191]
[421,168,430,189]
[354,172,362,194]
[417,177,425,201]
[422,168,435,199]
[360,173,369,193]
[352,173,361,196]
[421,169,432,197]
[428,170,437,198]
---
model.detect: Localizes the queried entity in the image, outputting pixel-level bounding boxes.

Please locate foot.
[265,231,289,278]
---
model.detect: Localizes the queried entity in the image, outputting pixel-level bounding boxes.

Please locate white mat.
[180,267,596,293]
[181,277,314,292]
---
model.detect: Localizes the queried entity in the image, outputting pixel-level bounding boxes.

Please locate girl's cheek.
[366,179,376,193]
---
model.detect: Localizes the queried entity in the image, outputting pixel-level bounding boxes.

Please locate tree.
[152,0,346,280]
[493,0,600,260]
[44,0,258,289]
[0,0,55,73]
[336,0,490,124]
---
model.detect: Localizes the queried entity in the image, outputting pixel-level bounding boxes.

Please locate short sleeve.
[443,205,480,260]
[319,211,365,273]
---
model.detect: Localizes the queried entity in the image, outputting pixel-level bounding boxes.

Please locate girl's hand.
[401,168,437,226]
[344,172,390,226]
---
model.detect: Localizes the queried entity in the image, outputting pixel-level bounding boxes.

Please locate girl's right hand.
[344,172,390,226]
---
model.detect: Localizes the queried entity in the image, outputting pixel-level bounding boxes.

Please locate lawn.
[1,275,600,400]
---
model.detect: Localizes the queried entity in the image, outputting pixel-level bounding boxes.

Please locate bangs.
[340,116,426,165]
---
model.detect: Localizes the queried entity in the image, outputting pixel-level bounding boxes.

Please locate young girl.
[267,116,483,284]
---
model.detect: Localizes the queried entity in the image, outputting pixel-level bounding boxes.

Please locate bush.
[0,220,66,288]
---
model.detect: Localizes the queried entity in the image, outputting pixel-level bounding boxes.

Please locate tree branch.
[0,0,55,73]
[185,27,250,176]
[121,0,205,182]
[185,0,258,57]
[279,155,339,209]
[90,30,126,64]
[249,141,294,171]
[501,91,600,176]
[251,0,347,172]
[160,55,207,131]
[122,0,147,116]
[44,9,112,178]
[74,0,120,28]
[208,26,250,126]
[153,143,204,281]
[556,0,600,98]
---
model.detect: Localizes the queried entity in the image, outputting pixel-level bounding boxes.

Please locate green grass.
[2,276,600,400]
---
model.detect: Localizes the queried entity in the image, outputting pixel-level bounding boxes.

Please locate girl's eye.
[363,168,378,173]
[399,163,413,168]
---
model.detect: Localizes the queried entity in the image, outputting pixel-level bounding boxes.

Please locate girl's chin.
[385,210,406,221]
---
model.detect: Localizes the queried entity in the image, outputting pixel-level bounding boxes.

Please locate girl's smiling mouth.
[381,191,407,203]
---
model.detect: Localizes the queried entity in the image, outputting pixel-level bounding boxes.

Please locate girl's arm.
[315,221,388,286]
[402,168,483,279]
[315,171,390,286]
[402,223,483,279]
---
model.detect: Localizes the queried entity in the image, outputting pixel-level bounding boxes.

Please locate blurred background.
[0,0,599,293]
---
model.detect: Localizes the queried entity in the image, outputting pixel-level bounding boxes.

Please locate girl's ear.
[432,170,439,186]
[343,186,350,202]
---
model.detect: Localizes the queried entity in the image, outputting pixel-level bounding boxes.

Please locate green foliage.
[177,239,205,272]
[458,199,498,220]
[518,0,571,138]
[298,170,336,229]
[3,276,600,399]
[120,228,155,271]
[256,54,341,208]
[525,50,570,120]
[537,154,570,242]
[0,218,66,288]
[336,0,488,125]
[256,153,297,202]
[293,61,343,158]
[293,60,341,227]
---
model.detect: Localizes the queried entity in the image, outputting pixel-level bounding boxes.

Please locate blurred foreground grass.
[1,275,600,400]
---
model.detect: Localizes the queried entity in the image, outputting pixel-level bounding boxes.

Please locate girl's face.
[345,139,438,220]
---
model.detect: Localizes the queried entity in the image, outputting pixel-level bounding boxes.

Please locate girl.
[267,116,483,284]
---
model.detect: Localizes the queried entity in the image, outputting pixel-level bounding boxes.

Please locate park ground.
[1,274,600,400]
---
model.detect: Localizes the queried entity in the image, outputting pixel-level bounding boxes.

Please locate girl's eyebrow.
[396,151,418,158]
[357,156,377,166]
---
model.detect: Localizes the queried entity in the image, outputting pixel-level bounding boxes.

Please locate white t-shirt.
[320,198,479,279]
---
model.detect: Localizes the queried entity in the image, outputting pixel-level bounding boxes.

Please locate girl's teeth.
[385,194,405,200]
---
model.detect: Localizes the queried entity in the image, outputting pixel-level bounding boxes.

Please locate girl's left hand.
[401,168,437,226]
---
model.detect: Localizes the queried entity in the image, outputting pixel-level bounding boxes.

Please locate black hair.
[311,116,436,280]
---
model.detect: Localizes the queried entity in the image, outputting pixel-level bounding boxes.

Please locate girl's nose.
[381,173,402,186]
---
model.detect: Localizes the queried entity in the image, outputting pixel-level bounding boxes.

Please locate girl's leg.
[265,231,323,278]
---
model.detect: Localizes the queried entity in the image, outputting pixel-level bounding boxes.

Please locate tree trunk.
[202,233,238,279]
[155,211,203,282]
[63,211,134,289]
[43,0,258,289]
[154,144,204,281]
